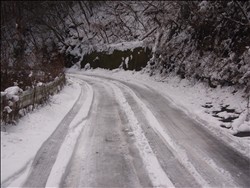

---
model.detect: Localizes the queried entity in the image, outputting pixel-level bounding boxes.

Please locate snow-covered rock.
[84,63,91,70]
[4,86,23,101]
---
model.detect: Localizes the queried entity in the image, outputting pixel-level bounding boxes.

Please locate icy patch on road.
[110,82,175,188]
[45,81,94,187]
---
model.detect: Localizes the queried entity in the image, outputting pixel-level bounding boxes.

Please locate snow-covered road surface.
[23,80,89,187]
[2,72,250,188]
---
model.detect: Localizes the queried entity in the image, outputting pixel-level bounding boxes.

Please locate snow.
[28,71,33,77]
[2,67,250,187]
[45,80,93,187]
[84,63,91,70]
[124,57,129,69]
[111,80,209,187]
[66,39,145,64]
[66,68,250,157]
[107,41,144,52]
[1,92,7,97]
[36,82,43,87]
[4,86,23,101]
[231,111,250,135]
[198,1,209,13]
[238,121,250,132]
[3,106,12,114]
[109,81,175,188]
[1,77,81,187]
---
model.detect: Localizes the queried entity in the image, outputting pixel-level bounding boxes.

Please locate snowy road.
[23,73,249,187]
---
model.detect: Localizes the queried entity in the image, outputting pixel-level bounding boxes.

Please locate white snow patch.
[37,82,43,87]
[4,86,23,101]
[1,91,7,97]
[3,106,12,114]
[84,63,91,70]
[125,57,129,69]
[238,121,250,132]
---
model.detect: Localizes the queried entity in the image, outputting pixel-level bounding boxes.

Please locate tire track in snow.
[22,80,90,187]
[81,74,248,187]
[72,74,206,187]
[79,74,209,187]
[112,81,215,187]
[63,74,249,187]
[119,88,200,187]
[121,81,249,188]
[45,81,94,187]
[73,74,173,187]
[109,82,175,188]
[62,80,147,188]
[1,159,33,188]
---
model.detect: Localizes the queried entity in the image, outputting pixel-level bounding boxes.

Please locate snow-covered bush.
[4,86,23,101]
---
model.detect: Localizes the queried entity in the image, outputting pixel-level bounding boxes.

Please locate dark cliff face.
[81,47,152,71]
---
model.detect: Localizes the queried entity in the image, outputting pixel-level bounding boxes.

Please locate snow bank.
[68,40,145,60]
[106,41,144,53]
[1,77,81,187]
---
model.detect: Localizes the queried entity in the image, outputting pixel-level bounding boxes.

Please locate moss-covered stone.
[81,47,152,71]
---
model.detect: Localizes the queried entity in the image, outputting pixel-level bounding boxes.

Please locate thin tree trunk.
[247,94,250,121]
[79,2,90,27]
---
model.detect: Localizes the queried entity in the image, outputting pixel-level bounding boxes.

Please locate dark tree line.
[1,1,74,90]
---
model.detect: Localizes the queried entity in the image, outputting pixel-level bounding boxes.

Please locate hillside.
[1,1,249,91]
[62,1,250,93]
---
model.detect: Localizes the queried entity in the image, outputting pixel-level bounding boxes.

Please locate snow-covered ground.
[1,67,249,187]
[110,82,175,187]
[1,77,81,187]
[67,67,250,157]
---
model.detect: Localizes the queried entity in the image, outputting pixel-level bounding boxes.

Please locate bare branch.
[140,26,158,41]
[235,1,250,25]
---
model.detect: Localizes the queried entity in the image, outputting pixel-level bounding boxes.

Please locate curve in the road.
[20,73,250,188]
[120,80,250,188]
[72,74,250,188]
[62,79,154,187]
